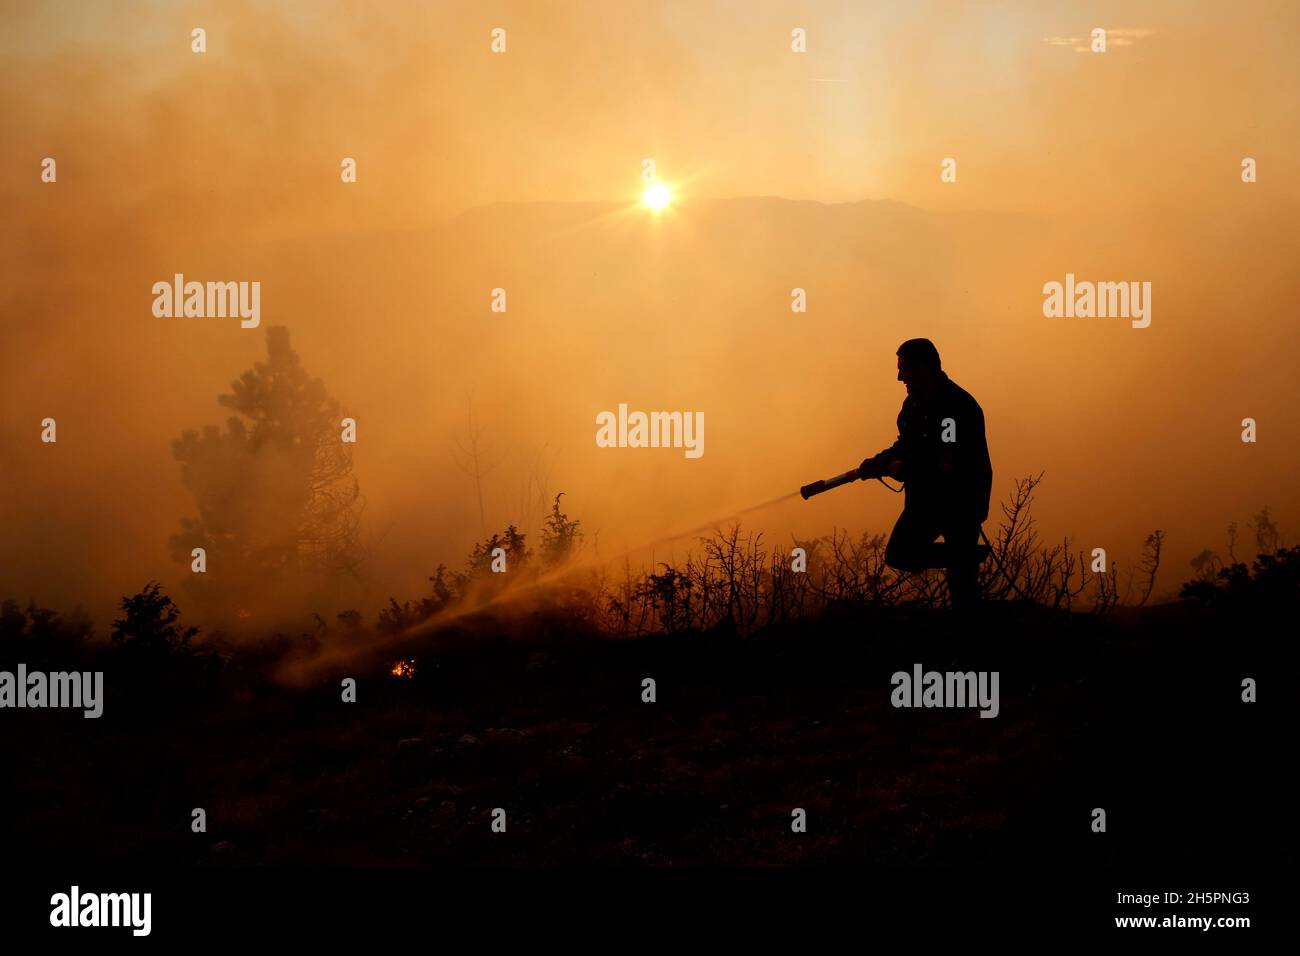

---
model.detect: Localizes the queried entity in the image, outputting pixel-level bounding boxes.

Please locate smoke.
[2,1,1298,638]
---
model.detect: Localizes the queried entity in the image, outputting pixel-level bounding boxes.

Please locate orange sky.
[2,0,1298,626]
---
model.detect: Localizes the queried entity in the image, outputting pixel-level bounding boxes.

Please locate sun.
[642,183,672,211]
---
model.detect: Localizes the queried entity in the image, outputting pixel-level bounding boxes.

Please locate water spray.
[405,478,876,642]
[398,490,805,641]
[417,479,871,638]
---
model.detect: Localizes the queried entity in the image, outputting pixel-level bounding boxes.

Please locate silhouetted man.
[859,339,993,608]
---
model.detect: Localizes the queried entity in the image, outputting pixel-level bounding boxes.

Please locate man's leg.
[940,520,984,609]
[885,507,943,573]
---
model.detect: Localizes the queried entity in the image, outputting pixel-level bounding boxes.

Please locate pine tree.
[169,327,363,600]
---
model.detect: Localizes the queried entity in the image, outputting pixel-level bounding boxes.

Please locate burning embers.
[390,659,417,679]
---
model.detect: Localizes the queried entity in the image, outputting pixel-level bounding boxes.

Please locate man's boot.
[947,542,986,611]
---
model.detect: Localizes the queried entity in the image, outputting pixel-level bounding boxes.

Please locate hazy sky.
[2,0,1297,626]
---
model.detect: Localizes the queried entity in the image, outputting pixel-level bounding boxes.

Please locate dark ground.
[5,599,1271,872]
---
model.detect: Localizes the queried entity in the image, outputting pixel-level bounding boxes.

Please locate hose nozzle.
[800,468,862,500]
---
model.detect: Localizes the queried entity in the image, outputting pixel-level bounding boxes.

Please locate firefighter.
[859,339,993,608]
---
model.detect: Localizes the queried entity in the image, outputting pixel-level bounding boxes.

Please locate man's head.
[896,338,943,396]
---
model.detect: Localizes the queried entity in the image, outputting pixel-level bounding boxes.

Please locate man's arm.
[860,407,908,479]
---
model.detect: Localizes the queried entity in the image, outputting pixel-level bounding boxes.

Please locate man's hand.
[858,457,881,480]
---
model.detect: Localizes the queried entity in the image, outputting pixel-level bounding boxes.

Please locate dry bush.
[589,474,1139,636]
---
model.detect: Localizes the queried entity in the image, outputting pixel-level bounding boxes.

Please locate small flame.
[237,608,251,619]
[390,659,416,678]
